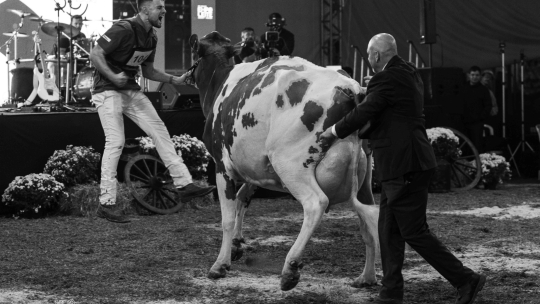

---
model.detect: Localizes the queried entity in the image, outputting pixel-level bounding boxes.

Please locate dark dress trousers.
[334,55,474,300]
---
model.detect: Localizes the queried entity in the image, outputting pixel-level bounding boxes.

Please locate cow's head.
[187,32,237,114]
[187,32,236,87]
[190,31,234,57]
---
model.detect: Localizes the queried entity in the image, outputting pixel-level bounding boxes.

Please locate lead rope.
[201,69,216,106]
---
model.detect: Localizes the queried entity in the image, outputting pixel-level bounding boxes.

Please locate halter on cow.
[188,31,380,291]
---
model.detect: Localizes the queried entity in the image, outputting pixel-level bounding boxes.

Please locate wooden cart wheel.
[445,127,482,191]
[124,154,184,214]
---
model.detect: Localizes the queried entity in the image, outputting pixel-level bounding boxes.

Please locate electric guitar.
[32,32,60,101]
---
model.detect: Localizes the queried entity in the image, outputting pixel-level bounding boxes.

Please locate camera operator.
[233,27,260,64]
[260,12,295,58]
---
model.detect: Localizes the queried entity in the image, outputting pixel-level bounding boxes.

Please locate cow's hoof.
[231,238,244,261]
[207,264,230,279]
[280,260,303,291]
[280,271,300,291]
[351,277,378,288]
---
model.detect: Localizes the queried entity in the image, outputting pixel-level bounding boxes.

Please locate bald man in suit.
[320,34,485,304]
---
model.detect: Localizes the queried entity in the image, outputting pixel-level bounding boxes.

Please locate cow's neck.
[198,62,233,118]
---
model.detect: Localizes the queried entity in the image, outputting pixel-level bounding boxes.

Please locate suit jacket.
[334,55,437,181]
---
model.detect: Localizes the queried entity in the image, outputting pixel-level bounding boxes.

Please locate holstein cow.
[188,32,379,291]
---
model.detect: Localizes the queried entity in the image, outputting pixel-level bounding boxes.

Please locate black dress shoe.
[456,273,486,304]
[96,204,131,223]
[177,183,216,201]
[373,296,403,304]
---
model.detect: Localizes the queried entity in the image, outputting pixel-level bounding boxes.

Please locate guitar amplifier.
[143,92,163,110]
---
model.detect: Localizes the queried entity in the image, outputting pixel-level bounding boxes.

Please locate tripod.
[510,50,535,163]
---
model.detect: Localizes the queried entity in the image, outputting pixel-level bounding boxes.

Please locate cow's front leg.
[208,173,237,279]
[231,183,257,261]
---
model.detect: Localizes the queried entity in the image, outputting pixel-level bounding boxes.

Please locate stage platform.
[0,109,206,192]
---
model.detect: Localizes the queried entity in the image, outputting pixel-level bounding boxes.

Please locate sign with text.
[191,0,216,40]
[197,5,214,20]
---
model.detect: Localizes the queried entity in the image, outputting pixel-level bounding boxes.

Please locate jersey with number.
[92,15,157,93]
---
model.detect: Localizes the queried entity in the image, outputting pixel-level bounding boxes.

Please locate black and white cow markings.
[286,79,311,107]
[300,100,324,132]
[276,95,285,108]
[241,112,258,129]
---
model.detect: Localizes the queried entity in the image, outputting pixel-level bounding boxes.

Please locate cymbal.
[41,22,80,37]
[7,9,33,17]
[30,17,52,23]
[3,32,29,38]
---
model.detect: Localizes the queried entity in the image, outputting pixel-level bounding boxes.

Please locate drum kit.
[2,6,115,107]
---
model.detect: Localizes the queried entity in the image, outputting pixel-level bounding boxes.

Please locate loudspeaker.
[143,92,163,110]
[157,83,201,109]
[420,0,437,44]
[158,83,180,109]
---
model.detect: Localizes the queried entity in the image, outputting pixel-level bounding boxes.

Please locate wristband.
[169,75,173,84]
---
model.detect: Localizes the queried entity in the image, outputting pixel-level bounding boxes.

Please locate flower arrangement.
[478,153,511,188]
[1,173,68,218]
[135,134,211,179]
[43,145,101,187]
[171,134,211,179]
[426,127,462,160]
[136,136,157,153]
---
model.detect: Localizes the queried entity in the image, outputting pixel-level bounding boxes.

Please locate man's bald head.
[367,33,398,73]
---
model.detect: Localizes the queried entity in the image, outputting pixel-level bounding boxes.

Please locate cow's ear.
[189,34,199,51]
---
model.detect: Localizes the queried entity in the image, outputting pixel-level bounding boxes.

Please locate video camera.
[264,14,285,57]
[264,31,279,53]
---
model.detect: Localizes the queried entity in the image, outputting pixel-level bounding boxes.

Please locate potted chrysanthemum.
[478,153,512,189]
[1,173,68,218]
[426,127,461,192]
[135,134,211,180]
[43,145,101,187]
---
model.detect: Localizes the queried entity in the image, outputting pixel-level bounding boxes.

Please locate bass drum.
[73,67,95,103]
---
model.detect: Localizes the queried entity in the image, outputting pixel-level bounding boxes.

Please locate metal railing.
[350,44,371,86]
[407,40,426,68]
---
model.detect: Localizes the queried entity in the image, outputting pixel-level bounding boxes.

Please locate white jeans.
[92,90,192,205]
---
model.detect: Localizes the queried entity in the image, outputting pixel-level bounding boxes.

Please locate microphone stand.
[5,42,12,104]
[54,1,66,105]
[510,50,535,159]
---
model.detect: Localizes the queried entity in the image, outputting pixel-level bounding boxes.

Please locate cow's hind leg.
[231,183,257,261]
[208,173,237,279]
[276,172,329,291]
[350,197,380,287]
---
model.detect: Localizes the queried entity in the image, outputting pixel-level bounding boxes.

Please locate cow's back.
[212,56,361,186]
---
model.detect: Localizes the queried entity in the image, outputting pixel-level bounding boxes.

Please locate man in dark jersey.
[90,0,214,223]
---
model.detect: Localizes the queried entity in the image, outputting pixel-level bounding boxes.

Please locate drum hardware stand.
[4,42,12,104]
[510,50,535,166]
[2,11,31,104]
[54,0,87,108]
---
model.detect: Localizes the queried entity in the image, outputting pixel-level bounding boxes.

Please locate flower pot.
[429,158,451,193]
[483,180,499,190]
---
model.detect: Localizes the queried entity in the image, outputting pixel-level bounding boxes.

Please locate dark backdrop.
[0,109,206,192]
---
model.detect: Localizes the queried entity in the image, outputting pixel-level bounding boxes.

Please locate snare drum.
[73,67,95,102]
